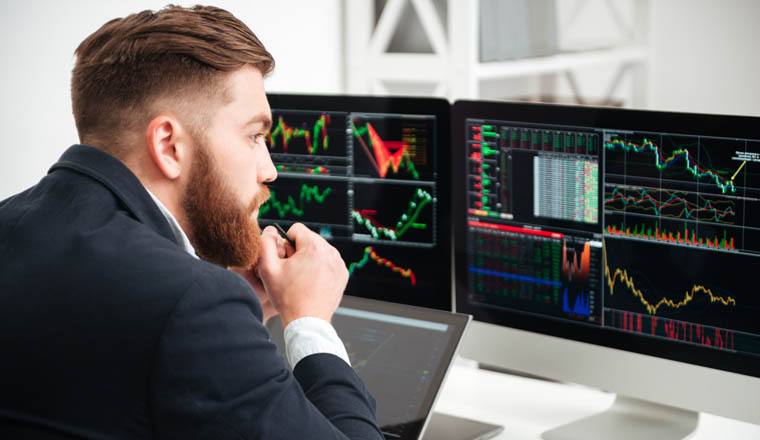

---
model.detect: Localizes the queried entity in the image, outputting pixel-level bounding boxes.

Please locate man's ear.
[146,115,188,180]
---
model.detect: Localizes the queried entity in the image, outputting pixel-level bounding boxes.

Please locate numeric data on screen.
[464,117,760,358]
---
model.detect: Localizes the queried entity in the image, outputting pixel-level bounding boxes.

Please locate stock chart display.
[463,117,760,359]
[260,107,443,309]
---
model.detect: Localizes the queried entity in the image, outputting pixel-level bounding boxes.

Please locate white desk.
[433,360,760,440]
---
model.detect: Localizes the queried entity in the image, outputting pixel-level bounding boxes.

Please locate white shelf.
[344,0,650,105]
[375,54,446,82]
[474,45,647,80]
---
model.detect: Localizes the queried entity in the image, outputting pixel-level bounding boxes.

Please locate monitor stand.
[542,395,699,440]
[422,412,504,440]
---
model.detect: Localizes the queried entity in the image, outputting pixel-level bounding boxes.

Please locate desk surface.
[432,360,760,440]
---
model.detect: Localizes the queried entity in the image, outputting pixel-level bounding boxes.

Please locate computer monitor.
[261,94,451,311]
[452,100,760,439]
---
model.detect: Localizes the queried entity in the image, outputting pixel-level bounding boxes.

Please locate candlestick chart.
[264,99,449,312]
[267,109,350,176]
[461,110,760,377]
[603,132,756,195]
[603,183,748,252]
[603,131,760,254]
[275,164,332,175]
[337,240,443,306]
[268,110,346,156]
[348,246,417,286]
[351,183,435,246]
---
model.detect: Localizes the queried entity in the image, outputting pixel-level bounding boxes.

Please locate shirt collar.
[144,189,199,259]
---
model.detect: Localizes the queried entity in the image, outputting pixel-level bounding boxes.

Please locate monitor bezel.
[452,99,760,379]
[266,93,453,312]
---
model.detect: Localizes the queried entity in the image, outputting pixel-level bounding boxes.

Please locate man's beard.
[182,140,270,268]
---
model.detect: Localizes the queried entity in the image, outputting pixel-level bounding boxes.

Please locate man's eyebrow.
[244,113,272,131]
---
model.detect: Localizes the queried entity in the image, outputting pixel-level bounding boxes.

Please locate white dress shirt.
[145,189,351,368]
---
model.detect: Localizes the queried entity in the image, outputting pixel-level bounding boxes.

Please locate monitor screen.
[453,100,760,382]
[261,94,451,311]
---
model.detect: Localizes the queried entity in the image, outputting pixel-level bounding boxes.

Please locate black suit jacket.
[0,145,383,439]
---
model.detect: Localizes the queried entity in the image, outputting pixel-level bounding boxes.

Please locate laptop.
[267,295,500,440]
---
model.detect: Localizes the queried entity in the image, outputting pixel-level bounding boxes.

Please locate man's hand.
[255,223,348,328]
[230,228,293,323]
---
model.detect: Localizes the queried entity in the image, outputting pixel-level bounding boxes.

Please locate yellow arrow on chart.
[731,160,747,181]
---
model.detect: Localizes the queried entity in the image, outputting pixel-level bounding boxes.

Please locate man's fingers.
[284,241,296,258]
[286,223,313,247]
[262,225,279,238]
[288,222,331,254]
[256,232,283,280]
[264,225,289,258]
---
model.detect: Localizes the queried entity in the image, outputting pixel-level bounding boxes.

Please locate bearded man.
[0,5,382,439]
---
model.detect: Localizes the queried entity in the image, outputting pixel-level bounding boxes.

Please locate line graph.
[352,187,433,244]
[352,120,419,179]
[602,132,760,255]
[343,328,396,372]
[351,114,435,181]
[260,184,331,218]
[604,138,739,193]
[266,109,349,178]
[276,164,331,174]
[603,239,737,316]
[268,113,330,154]
[257,178,348,227]
[603,181,745,252]
[266,110,347,157]
[351,188,433,241]
[605,186,737,223]
[602,227,760,355]
[348,246,417,286]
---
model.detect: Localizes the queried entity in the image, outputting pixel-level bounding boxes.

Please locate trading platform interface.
[462,116,760,364]
[260,98,449,310]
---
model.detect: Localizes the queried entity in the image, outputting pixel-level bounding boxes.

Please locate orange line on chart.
[603,240,736,315]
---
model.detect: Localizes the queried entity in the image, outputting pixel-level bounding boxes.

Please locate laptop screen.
[267,295,470,440]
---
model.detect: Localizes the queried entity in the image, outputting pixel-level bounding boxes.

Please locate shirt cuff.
[283,316,351,368]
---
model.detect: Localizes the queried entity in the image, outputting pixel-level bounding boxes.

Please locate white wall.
[549,0,760,116]
[2,1,760,200]
[0,0,342,199]
[648,0,760,116]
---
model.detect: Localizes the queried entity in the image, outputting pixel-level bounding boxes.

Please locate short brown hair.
[71,5,274,157]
